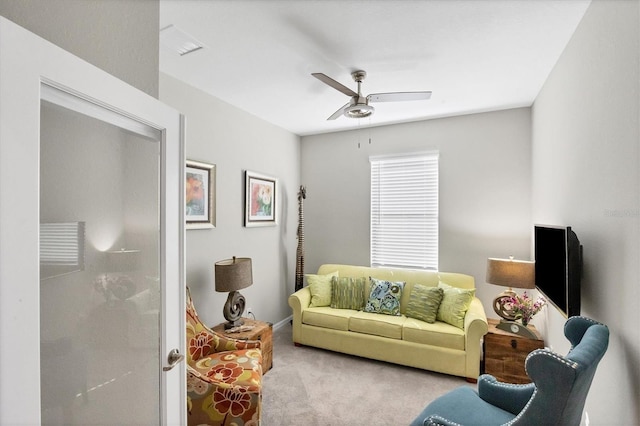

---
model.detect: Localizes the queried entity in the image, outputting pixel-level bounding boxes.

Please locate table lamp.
[95,248,140,301]
[486,256,537,338]
[215,256,253,329]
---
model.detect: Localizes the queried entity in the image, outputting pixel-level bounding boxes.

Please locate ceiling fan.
[312,70,432,120]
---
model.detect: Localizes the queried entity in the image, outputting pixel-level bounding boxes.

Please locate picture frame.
[186,160,216,229]
[244,170,277,227]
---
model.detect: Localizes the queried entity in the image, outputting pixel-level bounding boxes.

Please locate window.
[40,221,85,279]
[370,152,438,270]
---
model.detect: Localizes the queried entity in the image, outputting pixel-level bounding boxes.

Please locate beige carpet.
[261,322,473,426]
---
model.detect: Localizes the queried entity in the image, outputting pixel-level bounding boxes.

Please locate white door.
[0,17,185,425]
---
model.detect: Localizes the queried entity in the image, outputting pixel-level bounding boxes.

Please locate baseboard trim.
[273,315,292,331]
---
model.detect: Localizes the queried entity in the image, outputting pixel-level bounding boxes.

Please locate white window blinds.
[40,222,85,266]
[370,152,438,270]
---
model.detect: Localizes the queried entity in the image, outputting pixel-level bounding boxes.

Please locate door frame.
[0,17,186,424]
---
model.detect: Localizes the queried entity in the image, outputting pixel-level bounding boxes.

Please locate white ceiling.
[159,0,591,137]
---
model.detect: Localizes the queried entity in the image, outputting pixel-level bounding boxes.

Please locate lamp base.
[222,290,246,329]
[223,318,245,330]
[493,288,518,321]
[495,320,538,339]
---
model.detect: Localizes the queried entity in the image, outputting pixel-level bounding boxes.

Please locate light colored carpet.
[261,322,473,426]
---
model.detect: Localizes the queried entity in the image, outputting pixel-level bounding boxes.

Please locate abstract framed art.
[186,160,216,229]
[244,170,277,227]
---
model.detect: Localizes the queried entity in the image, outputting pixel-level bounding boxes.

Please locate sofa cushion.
[405,285,444,323]
[302,307,352,331]
[364,277,405,316]
[307,271,338,307]
[349,311,406,339]
[437,282,475,329]
[331,276,367,310]
[402,317,465,350]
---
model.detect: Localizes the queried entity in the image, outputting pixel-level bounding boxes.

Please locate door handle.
[163,348,185,372]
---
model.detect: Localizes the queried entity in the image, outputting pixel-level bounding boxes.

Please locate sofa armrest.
[463,297,488,379]
[288,287,311,343]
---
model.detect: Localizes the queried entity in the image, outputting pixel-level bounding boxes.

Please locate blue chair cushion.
[409,386,516,426]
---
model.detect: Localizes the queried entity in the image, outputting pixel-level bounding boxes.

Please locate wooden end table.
[212,318,273,373]
[483,318,545,384]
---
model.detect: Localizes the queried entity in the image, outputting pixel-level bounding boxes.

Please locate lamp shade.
[486,257,535,289]
[215,257,253,292]
[107,248,140,272]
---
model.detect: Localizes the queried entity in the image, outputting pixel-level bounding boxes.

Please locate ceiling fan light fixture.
[344,103,374,118]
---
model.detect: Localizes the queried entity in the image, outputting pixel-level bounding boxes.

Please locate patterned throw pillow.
[364,277,405,316]
[307,271,338,307]
[331,276,367,310]
[405,284,445,323]
[436,282,475,329]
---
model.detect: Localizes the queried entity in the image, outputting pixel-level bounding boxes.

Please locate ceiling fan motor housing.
[344,95,374,118]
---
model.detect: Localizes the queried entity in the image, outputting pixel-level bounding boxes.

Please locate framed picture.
[244,170,277,227]
[186,160,216,229]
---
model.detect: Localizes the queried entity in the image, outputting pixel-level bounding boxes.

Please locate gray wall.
[532,0,640,424]
[159,73,301,326]
[300,108,533,313]
[0,0,159,97]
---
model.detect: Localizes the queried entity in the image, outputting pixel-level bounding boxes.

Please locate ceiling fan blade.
[368,91,432,103]
[312,73,358,97]
[327,102,349,120]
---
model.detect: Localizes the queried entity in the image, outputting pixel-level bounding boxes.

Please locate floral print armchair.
[186,287,263,426]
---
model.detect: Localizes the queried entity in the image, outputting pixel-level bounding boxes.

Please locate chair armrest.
[477,374,535,415]
[189,321,262,359]
[463,298,488,378]
[423,415,468,426]
[212,331,262,352]
[288,287,311,343]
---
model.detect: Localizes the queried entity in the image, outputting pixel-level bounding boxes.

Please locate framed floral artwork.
[244,170,277,227]
[186,160,216,229]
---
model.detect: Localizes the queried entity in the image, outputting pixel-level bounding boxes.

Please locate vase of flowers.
[508,291,546,326]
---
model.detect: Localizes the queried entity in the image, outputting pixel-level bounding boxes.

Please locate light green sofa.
[288,264,488,381]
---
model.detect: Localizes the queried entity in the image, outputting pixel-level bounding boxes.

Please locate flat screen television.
[534,225,582,318]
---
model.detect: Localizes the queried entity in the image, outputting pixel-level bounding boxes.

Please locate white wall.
[160,73,301,326]
[532,0,640,424]
[0,0,159,97]
[300,108,532,311]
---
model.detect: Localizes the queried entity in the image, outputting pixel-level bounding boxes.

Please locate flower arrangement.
[94,274,135,301]
[508,291,546,326]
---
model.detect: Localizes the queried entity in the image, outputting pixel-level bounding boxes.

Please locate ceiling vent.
[160,24,204,56]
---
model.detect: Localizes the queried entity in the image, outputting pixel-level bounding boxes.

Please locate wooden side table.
[483,318,545,384]
[213,318,273,373]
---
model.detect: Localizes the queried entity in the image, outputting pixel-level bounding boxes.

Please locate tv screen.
[534,225,582,318]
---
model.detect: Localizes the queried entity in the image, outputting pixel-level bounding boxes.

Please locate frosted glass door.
[39,98,161,424]
[0,17,185,425]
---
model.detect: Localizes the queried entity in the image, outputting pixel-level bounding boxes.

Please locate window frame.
[370,151,439,270]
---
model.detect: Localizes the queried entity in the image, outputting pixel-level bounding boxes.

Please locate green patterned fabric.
[405,284,444,323]
[436,282,475,329]
[330,276,367,310]
[307,271,338,307]
[364,277,405,316]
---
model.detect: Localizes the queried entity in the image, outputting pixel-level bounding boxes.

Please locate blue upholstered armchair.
[410,316,609,426]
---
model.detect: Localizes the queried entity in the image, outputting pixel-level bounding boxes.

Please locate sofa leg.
[466,377,478,384]
[294,342,303,347]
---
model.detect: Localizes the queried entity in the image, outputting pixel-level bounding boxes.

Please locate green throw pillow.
[436,282,475,329]
[331,276,367,310]
[364,277,405,316]
[406,284,444,323]
[307,271,338,307]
